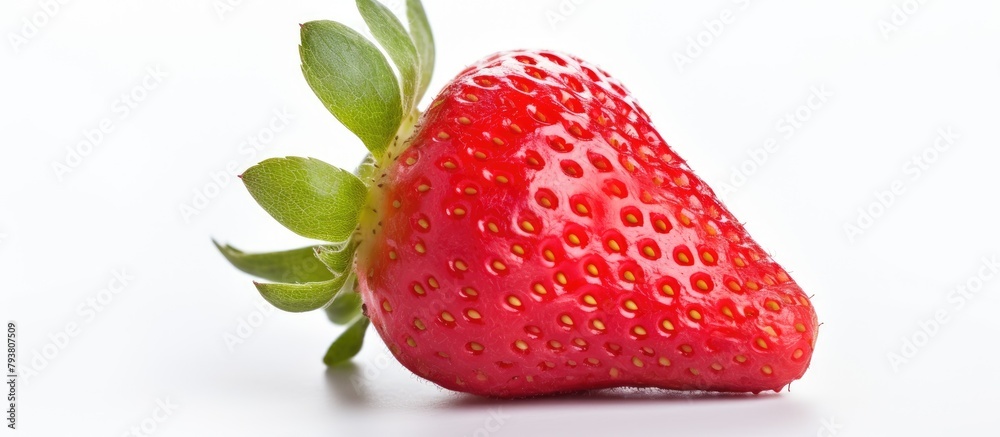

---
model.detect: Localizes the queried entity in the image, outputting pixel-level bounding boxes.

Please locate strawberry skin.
[355,50,818,397]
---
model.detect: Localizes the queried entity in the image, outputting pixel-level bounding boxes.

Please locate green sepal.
[300,20,402,157]
[406,0,435,104]
[213,241,334,284]
[241,157,366,243]
[357,0,420,114]
[253,274,348,313]
[325,273,363,324]
[323,315,370,365]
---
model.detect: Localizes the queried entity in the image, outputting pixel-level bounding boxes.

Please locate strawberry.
[218,0,818,398]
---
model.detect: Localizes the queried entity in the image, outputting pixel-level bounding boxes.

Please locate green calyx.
[215,0,435,365]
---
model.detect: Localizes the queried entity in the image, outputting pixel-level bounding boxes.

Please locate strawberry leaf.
[356,0,419,114]
[325,273,363,324]
[406,0,434,104]
[315,242,357,275]
[300,20,402,157]
[241,157,366,243]
[213,241,334,284]
[254,277,345,312]
[323,315,370,365]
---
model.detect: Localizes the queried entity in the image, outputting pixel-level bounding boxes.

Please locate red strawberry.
[219,0,817,398]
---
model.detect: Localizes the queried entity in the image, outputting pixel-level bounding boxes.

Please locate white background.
[3,0,1000,436]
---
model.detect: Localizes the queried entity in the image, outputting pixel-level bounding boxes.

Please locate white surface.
[3,0,1000,435]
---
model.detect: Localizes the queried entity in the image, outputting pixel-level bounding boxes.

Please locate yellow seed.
[454,260,468,271]
[543,249,555,261]
[414,319,426,330]
[624,300,638,311]
[680,344,693,354]
[711,363,723,371]
[689,310,702,321]
[549,340,562,349]
[766,301,780,311]
[632,326,647,336]
[679,214,692,226]
[512,244,525,256]
[795,323,806,333]
[405,156,417,166]
[608,239,621,252]
[592,320,605,330]
[474,151,487,159]
[437,131,450,140]
[470,342,484,351]
[381,301,392,312]
[702,252,715,263]
[586,264,599,276]
[507,296,522,307]
[453,207,466,216]
[406,337,416,347]
[414,243,426,254]
[654,220,668,232]
[677,252,690,264]
[658,357,671,367]
[643,246,656,257]
[413,284,425,295]
[388,251,398,260]
[465,93,479,102]
[747,281,759,290]
[467,309,482,320]
[735,355,747,363]
[539,197,552,208]
[464,187,478,195]
[532,283,547,295]
[463,287,478,297]
[555,272,567,285]
[695,279,709,291]
[487,222,499,233]
[625,214,639,224]
[575,203,589,215]
[623,271,636,282]
[458,116,471,125]
[762,326,778,337]
[609,367,621,378]
[442,161,457,169]
[574,338,587,347]
[661,319,675,331]
[762,365,773,375]
[756,338,768,349]
[661,283,675,296]
[418,218,429,229]
[428,277,438,288]
[689,368,700,376]
[728,281,741,292]
[441,311,455,322]
[632,357,644,368]
[567,234,581,245]
[514,340,528,351]
[582,295,597,306]
[492,260,506,271]
[560,315,574,326]
[721,306,734,318]
[495,175,509,184]
[520,221,535,232]
[492,137,504,146]
[392,200,401,208]
[734,258,746,267]
[793,349,804,359]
